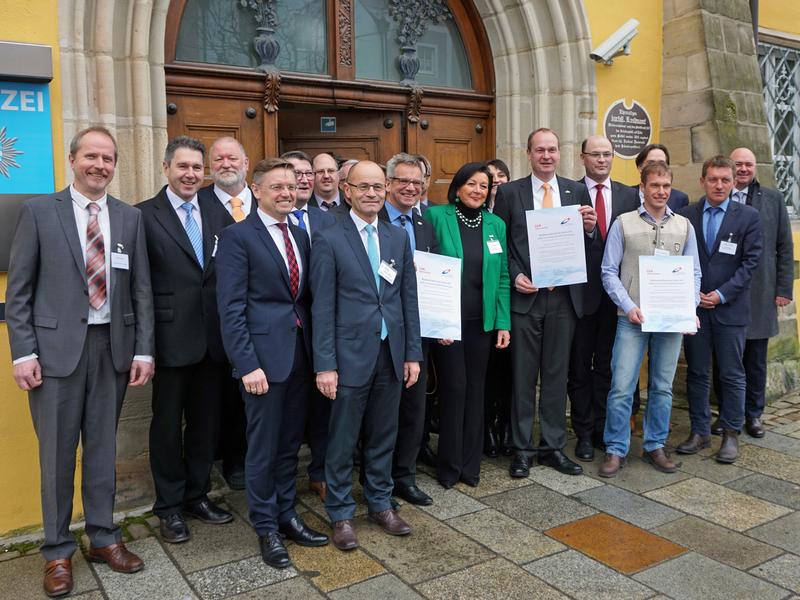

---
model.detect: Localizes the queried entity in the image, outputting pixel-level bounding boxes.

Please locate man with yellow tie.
[200,136,253,490]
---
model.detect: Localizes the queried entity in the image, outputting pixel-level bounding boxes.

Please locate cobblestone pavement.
[2,393,799,600]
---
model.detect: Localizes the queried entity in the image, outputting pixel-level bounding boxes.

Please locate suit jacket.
[493,175,592,318]
[378,204,440,254]
[137,186,232,367]
[6,187,154,377]
[583,179,639,315]
[424,203,511,332]
[630,184,689,212]
[310,215,423,386]
[216,212,312,382]
[198,184,258,224]
[680,199,763,326]
[308,192,347,211]
[306,205,338,235]
[743,180,795,339]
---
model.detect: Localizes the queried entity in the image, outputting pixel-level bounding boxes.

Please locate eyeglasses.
[584,152,613,159]
[389,177,425,189]
[348,182,386,193]
[267,184,297,192]
[314,168,338,176]
[294,170,314,179]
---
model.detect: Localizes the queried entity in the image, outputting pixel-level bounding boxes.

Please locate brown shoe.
[43,558,73,598]
[598,453,625,478]
[309,480,327,501]
[675,433,711,455]
[368,509,411,536]
[716,429,739,463]
[745,417,765,438]
[331,519,358,550]
[642,448,677,473]
[87,542,144,573]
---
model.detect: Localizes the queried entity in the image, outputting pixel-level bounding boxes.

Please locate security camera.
[590,19,640,65]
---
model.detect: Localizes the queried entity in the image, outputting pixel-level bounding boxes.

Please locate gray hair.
[164,136,205,164]
[338,158,358,179]
[209,136,246,159]
[386,153,424,179]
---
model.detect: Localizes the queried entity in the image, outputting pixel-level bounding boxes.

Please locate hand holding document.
[414,251,461,340]
[526,205,587,288]
[639,255,697,333]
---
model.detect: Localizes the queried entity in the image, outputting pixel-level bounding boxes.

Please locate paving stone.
[582,447,694,493]
[726,473,800,510]
[0,551,19,562]
[145,515,160,528]
[644,477,791,531]
[447,508,565,564]
[526,465,605,496]
[545,513,686,574]
[163,512,258,573]
[328,573,423,599]
[451,461,536,499]
[524,549,654,600]
[675,452,751,484]
[747,512,800,554]
[187,556,296,600]
[735,443,800,484]
[226,577,324,599]
[483,483,597,531]
[126,523,151,540]
[575,485,684,529]
[95,537,197,600]
[653,516,782,570]
[72,592,105,600]
[416,557,568,600]
[749,553,800,593]
[633,552,788,600]
[354,505,492,584]
[743,432,800,458]
[414,472,487,520]
[225,489,250,522]
[0,551,99,599]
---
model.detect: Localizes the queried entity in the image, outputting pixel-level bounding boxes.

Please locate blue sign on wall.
[0,81,55,194]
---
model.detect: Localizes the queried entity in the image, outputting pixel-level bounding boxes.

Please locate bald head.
[730,147,757,190]
[580,135,614,182]
[344,161,386,221]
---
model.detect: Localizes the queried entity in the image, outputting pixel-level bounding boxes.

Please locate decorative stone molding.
[264,71,281,113]
[337,0,354,67]
[407,86,424,123]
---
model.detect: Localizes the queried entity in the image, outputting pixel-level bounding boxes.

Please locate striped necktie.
[86,202,106,309]
[181,202,204,267]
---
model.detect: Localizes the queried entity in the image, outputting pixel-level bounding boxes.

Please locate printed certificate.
[414,251,462,340]
[526,205,587,287]
[639,255,697,333]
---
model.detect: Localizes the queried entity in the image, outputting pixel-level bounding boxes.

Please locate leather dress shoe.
[259,531,290,568]
[710,418,724,436]
[538,450,583,475]
[745,417,765,438]
[460,476,480,487]
[160,513,191,543]
[598,453,625,478]
[43,558,73,598]
[417,445,437,467]
[675,433,711,455]
[394,483,433,506]
[575,438,595,462]
[223,465,245,490]
[279,516,328,546]
[309,480,327,501]
[369,509,411,536]
[642,448,677,473]
[509,453,530,478]
[87,542,144,573]
[716,429,739,463]
[331,519,359,550]
[484,428,500,458]
[184,499,234,524]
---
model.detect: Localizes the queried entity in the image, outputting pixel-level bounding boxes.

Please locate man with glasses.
[310,152,346,211]
[282,151,339,237]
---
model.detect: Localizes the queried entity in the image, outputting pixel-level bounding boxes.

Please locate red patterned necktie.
[277,222,299,298]
[86,201,107,309]
[595,184,607,240]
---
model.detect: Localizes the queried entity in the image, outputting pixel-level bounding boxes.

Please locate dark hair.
[164,136,205,164]
[526,128,560,151]
[486,159,510,180]
[281,150,312,163]
[635,143,670,168]
[70,126,119,163]
[641,161,673,185]
[701,155,735,178]
[252,158,296,184]
[447,162,493,204]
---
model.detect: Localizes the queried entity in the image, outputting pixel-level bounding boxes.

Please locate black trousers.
[484,343,511,431]
[435,318,492,485]
[305,390,330,483]
[713,337,769,419]
[150,355,226,517]
[392,349,428,487]
[219,374,247,473]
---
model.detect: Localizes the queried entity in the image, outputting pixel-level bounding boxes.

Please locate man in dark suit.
[309,152,346,211]
[710,148,794,438]
[216,158,329,569]
[138,136,234,543]
[379,153,440,507]
[493,128,597,479]
[633,143,689,212]
[569,135,639,461]
[311,160,423,551]
[677,156,763,463]
[6,127,154,596]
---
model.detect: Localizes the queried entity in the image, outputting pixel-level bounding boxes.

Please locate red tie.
[595,184,607,240]
[277,223,299,298]
[86,202,106,309]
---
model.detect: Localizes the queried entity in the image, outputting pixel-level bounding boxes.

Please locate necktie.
[86,202,106,309]
[230,197,246,222]
[735,190,746,204]
[705,206,722,253]
[292,209,307,231]
[181,202,204,267]
[321,201,335,211]
[542,182,553,209]
[276,223,300,298]
[595,184,607,240]
[365,224,388,340]
[398,213,414,244]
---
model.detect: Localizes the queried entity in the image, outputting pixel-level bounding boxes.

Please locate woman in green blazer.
[424,162,511,488]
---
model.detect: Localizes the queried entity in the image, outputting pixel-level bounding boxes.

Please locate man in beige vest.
[597,162,702,477]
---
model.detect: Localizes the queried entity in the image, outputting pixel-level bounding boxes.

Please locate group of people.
[5,124,792,598]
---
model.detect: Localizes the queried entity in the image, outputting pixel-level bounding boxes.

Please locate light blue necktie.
[365,224,388,340]
[181,202,204,267]
[292,209,307,231]
[705,206,722,254]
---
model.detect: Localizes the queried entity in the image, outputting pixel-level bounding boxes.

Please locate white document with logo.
[526,205,587,287]
[639,255,697,333]
[414,251,461,340]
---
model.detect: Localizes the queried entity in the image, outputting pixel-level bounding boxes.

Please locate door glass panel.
[175,0,327,74]
[355,0,472,89]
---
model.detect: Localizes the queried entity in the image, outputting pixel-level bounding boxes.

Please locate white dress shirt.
[350,210,381,256]
[166,186,203,231]
[530,174,562,208]
[214,184,252,216]
[585,176,612,232]
[257,209,303,278]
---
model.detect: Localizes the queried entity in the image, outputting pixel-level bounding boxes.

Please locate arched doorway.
[164,0,496,201]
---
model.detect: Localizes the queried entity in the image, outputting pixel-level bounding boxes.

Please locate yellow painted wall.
[0,1,71,536]
[760,0,800,36]
[584,0,663,186]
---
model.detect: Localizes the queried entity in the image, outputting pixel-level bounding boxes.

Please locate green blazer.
[424,203,511,332]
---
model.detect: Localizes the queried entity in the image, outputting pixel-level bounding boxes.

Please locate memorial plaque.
[603,99,652,159]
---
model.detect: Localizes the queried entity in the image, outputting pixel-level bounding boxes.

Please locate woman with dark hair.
[486,159,510,212]
[424,162,511,488]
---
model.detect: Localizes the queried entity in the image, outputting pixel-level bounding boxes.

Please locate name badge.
[111,252,129,270]
[719,240,737,255]
[378,260,397,284]
[653,248,670,257]
[487,239,503,254]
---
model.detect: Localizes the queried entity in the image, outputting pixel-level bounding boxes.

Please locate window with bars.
[758,41,800,212]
